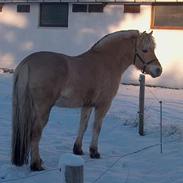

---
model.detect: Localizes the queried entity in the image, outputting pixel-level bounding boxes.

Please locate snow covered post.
[139,74,145,136]
[58,153,84,183]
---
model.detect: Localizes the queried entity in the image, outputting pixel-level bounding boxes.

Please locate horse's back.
[17,51,68,72]
[16,51,69,84]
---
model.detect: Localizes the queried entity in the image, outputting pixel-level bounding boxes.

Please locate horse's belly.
[55,96,82,108]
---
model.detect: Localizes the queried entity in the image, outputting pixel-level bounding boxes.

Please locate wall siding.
[0,3,182,88]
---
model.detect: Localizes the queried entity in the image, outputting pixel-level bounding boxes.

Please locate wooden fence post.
[139,74,145,136]
[59,153,84,183]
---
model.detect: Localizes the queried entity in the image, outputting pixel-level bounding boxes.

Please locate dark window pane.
[88,4,104,13]
[0,4,3,12]
[124,4,140,13]
[72,4,87,12]
[40,3,68,27]
[17,4,30,13]
[152,4,183,29]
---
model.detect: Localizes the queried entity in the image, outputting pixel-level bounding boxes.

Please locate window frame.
[0,3,3,12]
[39,2,69,28]
[151,3,183,30]
[72,4,87,12]
[17,4,30,13]
[88,4,104,13]
[72,3,104,13]
[124,4,140,14]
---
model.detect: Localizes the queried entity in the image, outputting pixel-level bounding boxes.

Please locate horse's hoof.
[89,147,100,159]
[30,164,45,171]
[30,161,45,171]
[73,143,84,155]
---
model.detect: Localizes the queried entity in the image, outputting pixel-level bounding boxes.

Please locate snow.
[59,154,84,168]
[0,73,183,183]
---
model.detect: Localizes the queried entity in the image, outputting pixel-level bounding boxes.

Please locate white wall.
[0,3,182,88]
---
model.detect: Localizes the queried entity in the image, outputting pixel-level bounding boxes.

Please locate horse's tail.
[11,63,34,166]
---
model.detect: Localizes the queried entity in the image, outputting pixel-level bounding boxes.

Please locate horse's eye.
[142,49,148,53]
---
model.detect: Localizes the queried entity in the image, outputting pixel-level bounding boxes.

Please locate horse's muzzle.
[150,65,162,78]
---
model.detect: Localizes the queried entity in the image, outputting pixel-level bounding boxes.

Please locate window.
[88,4,104,13]
[17,4,30,13]
[124,4,140,13]
[0,4,3,12]
[40,3,69,27]
[72,3,104,13]
[72,4,87,12]
[151,4,183,29]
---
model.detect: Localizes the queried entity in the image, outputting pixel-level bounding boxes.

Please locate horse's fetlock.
[30,162,44,171]
[89,147,100,159]
[30,159,44,171]
[73,143,83,155]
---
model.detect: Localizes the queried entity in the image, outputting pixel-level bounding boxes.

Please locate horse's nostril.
[142,49,148,53]
[156,67,162,76]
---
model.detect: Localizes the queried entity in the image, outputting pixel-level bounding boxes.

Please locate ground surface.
[0,74,183,183]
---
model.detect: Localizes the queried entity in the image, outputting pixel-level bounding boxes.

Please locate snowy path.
[0,74,183,183]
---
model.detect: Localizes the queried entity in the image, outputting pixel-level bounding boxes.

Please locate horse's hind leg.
[30,103,52,171]
[73,107,92,155]
[90,103,111,159]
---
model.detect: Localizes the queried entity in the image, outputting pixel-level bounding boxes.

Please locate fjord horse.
[11,30,162,171]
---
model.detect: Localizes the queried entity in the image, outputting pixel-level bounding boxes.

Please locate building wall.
[0,3,182,88]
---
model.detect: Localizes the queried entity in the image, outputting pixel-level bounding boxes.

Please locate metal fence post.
[139,74,145,136]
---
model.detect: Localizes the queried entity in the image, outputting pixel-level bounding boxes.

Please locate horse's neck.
[119,38,136,71]
[90,37,136,72]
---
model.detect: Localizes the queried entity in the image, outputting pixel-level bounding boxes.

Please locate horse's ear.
[140,31,146,38]
[149,31,153,36]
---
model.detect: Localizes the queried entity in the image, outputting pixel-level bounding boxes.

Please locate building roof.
[0,0,182,3]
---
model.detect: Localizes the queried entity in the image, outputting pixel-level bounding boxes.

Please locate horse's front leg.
[90,103,111,159]
[73,107,92,155]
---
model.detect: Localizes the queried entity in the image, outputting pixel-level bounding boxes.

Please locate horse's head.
[134,31,162,78]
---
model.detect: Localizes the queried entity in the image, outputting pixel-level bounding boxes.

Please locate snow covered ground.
[0,74,183,183]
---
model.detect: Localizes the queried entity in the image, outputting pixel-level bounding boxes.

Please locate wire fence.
[0,143,161,183]
[145,86,183,134]
[0,71,183,183]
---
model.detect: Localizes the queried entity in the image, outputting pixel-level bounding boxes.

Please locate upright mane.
[91,30,139,51]
[138,31,156,50]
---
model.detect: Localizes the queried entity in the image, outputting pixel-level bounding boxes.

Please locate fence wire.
[91,143,160,183]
